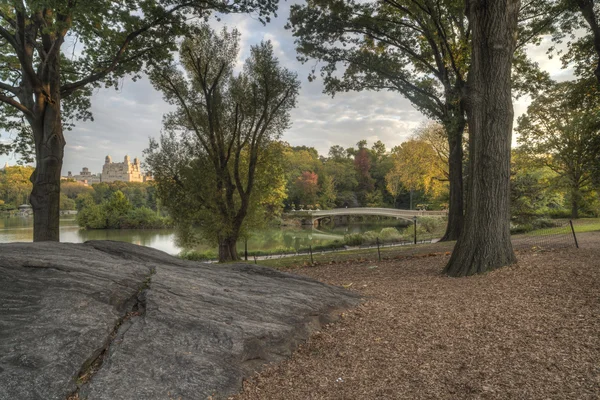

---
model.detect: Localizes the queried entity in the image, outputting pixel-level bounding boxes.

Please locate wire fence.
[511,219,579,251]
[188,218,593,265]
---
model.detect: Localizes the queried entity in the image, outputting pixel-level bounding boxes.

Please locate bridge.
[297,207,447,224]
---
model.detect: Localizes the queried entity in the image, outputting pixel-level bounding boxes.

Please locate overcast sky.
[0,2,574,174]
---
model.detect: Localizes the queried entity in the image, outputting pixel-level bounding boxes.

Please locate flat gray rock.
[0,241,359,400]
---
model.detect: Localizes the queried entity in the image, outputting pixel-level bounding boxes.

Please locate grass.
[518,218,600,236]
[256,240,456,269]
[255,218,600,270]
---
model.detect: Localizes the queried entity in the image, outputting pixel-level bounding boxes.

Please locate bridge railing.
[305,208,448,217]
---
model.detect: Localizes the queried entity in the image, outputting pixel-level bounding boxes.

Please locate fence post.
[309,245,314,265]
[413,216,417,245]
[376,237,381,261]
[244,239,248,261]
[569,220,579,249]
[253,255,257,264]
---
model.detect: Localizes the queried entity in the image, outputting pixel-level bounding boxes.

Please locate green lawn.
[254,218,600,270]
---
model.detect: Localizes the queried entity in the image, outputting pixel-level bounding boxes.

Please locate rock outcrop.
[0,241,359,400]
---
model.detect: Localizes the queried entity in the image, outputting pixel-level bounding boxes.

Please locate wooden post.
[244,239,248,261]
[309,245,314,265]
[569,220,579,249]
[376,237,381,261]
[413,216,417,245]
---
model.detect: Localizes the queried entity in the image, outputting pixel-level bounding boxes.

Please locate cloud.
[0,2,578,172]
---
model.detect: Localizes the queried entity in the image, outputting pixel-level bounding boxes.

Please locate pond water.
[0,215,411,255]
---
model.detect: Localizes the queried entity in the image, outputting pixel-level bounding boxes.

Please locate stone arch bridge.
[297,207,448,225]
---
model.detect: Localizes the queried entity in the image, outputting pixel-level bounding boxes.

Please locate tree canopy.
[0,0,280,241]
[145,25,299,262]
[516,79,600,218]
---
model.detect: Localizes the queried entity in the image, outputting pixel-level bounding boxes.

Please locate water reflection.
[0,215,409,255]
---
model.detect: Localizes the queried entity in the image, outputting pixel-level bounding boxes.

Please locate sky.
[0,2,574,175]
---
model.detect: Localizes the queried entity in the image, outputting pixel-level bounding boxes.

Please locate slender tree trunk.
[571,187,580,219]
[218,236,239,263]
[444,0,519,277]
[440,121,465,242]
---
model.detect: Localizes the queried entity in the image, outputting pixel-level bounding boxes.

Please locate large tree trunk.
[575,0,600,83]
[440,121,465,242]
[218,236,239,263]
[29,57,66,242]
[444,0,519,277]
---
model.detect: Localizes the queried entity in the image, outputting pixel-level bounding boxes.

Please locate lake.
[0,215,411,256]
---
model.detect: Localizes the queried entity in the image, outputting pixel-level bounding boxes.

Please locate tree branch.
[61,1,197,97]
[0,93,33,118]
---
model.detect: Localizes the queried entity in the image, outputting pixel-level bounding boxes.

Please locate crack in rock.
[67,268,155,400]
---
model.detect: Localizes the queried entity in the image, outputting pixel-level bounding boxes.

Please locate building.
[64,167,101,185]
[101,155,144,183]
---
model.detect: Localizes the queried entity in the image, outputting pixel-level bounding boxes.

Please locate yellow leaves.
[385,139,448,198]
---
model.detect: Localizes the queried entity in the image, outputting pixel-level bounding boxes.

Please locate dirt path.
[232,239,600,399]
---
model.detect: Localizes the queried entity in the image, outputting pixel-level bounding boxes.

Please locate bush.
[121,207,171,229]
[344,233,363,246]
[361,230,379,245]
[77,204,107,229]
[418,217,444,233]
[379,227,404,242]
[180,249,218,261]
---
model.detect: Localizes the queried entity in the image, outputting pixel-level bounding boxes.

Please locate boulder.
[0,241,359,400]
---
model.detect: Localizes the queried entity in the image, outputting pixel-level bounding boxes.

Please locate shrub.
[361,230,379,245]
[77,204,107,229]
[379,227,403,242]
[344,233,363,246]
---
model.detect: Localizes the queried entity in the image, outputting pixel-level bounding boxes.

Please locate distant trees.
[516,80,600,218]
[145,26,299,263]
[0,166,34,209]
[386,140,447,210]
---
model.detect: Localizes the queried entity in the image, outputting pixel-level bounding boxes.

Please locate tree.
[354,147,375,206]
[318,175,337,209]
[0,0,279,242]
[443,0,520,277]
[385,140,446,209]
[548,0,600,82]
[510,149,563,222]
[516,80,600,218]
[0,165,33,206]
[145,26,299,262]
[288,0,551,241]
[294,171,320,206]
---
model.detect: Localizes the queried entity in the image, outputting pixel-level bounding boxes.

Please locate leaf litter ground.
[232,232,600,399]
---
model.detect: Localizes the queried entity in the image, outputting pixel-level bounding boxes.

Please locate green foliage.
[361,230,379,245]
[145,25,299,261]
[0,0,280,157]
[379,227,404,242]
[516,80,600,217]
[0,165,34,208]
[343,233,363,246]
[77,190,171,229]
[59,194,76,211]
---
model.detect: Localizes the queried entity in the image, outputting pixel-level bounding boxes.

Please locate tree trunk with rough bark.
[444,0,519,277]
[29,58,65,242]
[440,121,465,242]
[218,236,240,263]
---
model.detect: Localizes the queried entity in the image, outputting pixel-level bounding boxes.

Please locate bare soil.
[232,232,600,399]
